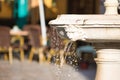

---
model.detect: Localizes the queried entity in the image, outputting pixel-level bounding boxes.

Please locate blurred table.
[10,30,29,47]
[10,30,29,61]
[10,30,29,36]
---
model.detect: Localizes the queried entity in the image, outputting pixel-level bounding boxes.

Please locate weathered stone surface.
[0,60,96,80]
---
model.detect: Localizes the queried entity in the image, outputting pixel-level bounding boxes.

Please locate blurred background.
[0,0,106,28]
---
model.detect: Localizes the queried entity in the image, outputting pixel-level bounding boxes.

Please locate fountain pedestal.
[49,0,120,80]
[95,49,120,80]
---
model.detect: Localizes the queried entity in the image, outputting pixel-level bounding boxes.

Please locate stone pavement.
[0,60,96,80]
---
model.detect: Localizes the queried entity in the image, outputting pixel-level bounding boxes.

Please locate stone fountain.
[49,0,120,80]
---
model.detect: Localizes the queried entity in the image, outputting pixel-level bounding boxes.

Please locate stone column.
[95,49,120,80]
[104,0,119,14]
[94,0,120,80]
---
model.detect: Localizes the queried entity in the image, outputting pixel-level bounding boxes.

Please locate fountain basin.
[49,0,120,79]
[49,15,120,42]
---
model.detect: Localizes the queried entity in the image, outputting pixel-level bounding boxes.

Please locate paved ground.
[0,60,96,80]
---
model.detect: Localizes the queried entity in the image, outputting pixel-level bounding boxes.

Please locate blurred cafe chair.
[0,26,13,64]
[23,25,45,63]
[10,25,27,62]
[11,35,25,62]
